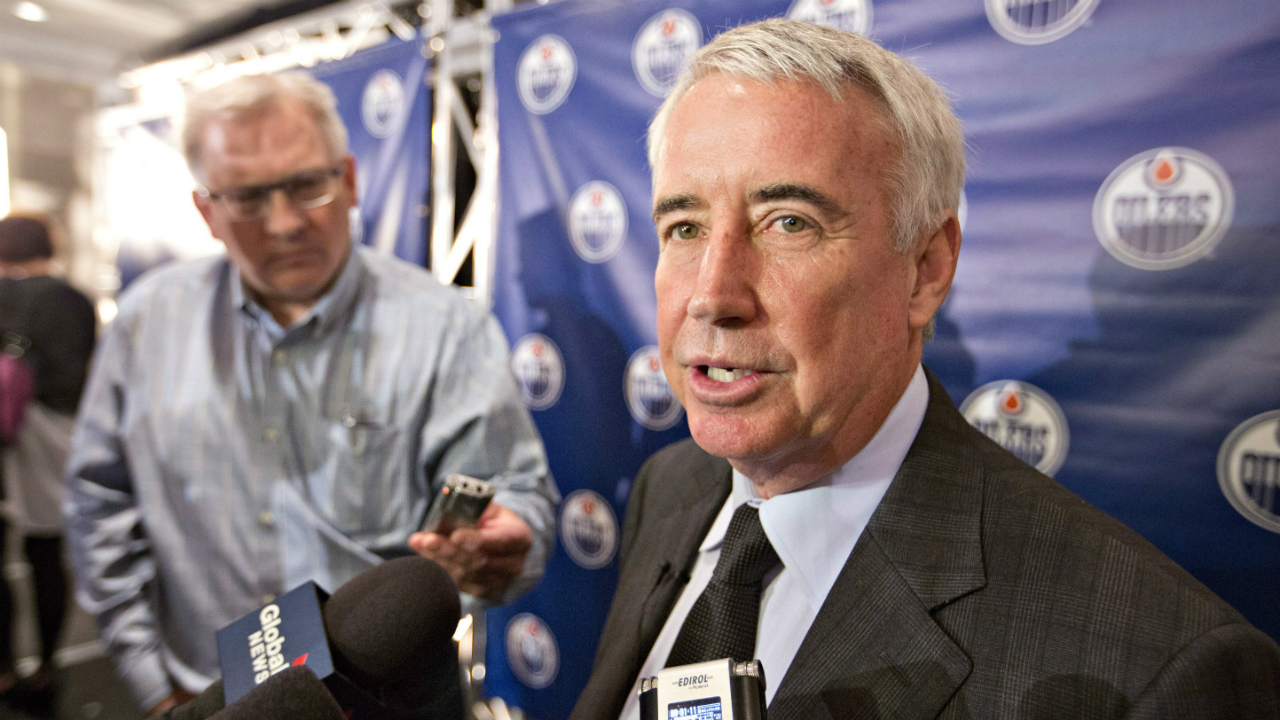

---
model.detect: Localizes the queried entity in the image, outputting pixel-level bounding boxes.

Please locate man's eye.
[670,223,700,241]
[226,189,267,205]
[777,216,807,233]
[287,178,327,199]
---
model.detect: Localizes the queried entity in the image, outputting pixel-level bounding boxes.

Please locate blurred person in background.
[0,214,96,716]
[64,72,557,716]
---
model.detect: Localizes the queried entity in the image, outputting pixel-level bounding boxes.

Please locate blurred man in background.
[0,214,95,717]
[575,19,1280,720]
[65,72,557,715]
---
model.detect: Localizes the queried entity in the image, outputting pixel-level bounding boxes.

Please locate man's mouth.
[702,366,755,383]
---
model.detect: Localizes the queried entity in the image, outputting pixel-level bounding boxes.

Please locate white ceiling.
[0,0,283,84]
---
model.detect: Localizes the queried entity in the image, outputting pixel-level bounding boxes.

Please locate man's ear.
[342,155,358,205]
[907,212,960,332]
[192,190,222,241]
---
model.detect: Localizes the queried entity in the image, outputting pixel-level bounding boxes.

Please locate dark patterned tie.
[665,502,780,667]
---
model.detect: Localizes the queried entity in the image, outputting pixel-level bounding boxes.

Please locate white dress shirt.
[619,365,930,720]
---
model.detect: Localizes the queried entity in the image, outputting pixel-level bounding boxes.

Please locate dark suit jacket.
[572,370,1280,720]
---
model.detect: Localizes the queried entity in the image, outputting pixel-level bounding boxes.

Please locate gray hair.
[648,18,965,254]
[182,71,349,183]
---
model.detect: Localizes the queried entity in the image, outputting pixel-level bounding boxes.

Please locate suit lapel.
[634,473,731,660]
[770,370,987,720]
[572,441,731,720]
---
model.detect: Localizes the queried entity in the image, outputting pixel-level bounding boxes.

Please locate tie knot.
[713,503,779,586]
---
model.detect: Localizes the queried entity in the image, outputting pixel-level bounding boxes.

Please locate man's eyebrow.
[751,183,846,218]
[652,194,703,221]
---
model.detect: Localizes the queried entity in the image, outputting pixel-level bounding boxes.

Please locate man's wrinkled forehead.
[655,72,896,157]
[198,100,331,181]
[201,100,301,150]
[651,75,900,215]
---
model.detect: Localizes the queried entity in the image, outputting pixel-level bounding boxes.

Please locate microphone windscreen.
[209,666,344,720]
[323,556,461,687]
[160,680,225,720]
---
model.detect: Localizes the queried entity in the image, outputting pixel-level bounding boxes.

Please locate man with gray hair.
[574,18,1280,720]
[66,72,558,715]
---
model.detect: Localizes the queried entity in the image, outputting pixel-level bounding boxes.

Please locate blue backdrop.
[486,1,1280,718]
[311,34,431,266]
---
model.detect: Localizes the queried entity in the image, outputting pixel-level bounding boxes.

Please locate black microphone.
[166,556,464,720]
[324,555,464,719]
[209,665,345,720]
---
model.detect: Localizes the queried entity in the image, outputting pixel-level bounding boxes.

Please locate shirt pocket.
[323,416,402,535]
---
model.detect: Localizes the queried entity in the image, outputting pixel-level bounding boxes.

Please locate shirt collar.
[230,243,364,338]
[699,364,931,603]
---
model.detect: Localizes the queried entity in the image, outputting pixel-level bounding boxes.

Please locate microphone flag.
[216,582,382,717]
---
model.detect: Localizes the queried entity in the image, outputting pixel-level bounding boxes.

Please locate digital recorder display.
[667,697,723,720]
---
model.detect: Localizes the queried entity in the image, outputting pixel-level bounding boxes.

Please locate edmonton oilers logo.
[984,0,1100,45]
[505,613,558,689]
[568,181,628,263]
[1217,410,1280,534]
[632,9,703,97]
[511,334,564,411]
[786,0,873,35]
[559,490,618,569]
[961,380,1070,476]
[361,69,404,139]
[1093,147,1234,271]
[518,35,576,114]
[625,346,683,431]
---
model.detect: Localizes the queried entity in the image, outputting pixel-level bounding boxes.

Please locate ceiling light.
[13,2,49,23]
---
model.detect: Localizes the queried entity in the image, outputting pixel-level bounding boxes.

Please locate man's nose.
[686,225,759,327]
[263,189,305,237]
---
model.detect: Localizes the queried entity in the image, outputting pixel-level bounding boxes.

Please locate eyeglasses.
[198,166,344,221]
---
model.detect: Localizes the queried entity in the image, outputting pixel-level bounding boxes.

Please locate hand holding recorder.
[408,474,533,600]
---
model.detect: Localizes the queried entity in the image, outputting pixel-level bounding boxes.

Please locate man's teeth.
[706,367,754,383]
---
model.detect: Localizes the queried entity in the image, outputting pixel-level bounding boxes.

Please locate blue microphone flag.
[216,582,335,705]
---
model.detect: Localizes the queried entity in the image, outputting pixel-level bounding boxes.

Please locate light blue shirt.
[621,365,929,719]
[65,246,558,709]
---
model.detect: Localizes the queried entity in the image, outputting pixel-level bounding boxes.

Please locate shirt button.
[273,350,286,363]
[262,594,276,605]
[259,511,274,528]
[264,428,279,442]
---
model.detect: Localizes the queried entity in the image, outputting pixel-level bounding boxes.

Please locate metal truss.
[117,2,420,93]
[424,0,511,305]
[422,3,518,709]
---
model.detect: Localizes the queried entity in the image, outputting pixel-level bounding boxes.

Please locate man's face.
[652,75,954,488]
[193,99,356,314]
